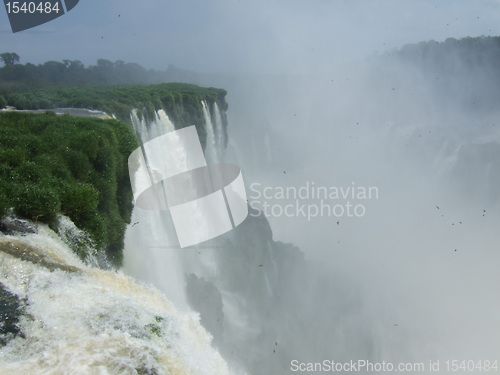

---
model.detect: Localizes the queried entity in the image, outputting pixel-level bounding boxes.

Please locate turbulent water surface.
[0,217,231,375]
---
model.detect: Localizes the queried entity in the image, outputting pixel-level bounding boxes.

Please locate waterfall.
[155,109,176,134]
[202,101,218,163]
[126,102,309,375]
[125,108,189,310]
[125,102,236,309]
[130,109,147,142]
[0,216,231,375]
[124,103,254,372]
[131,108,176,143]
[213,102,225,159]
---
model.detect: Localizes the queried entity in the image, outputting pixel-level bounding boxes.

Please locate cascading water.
[124,99,380,374]
[213,102,225,159]
[124,103,253,373]
[201,101,218,163]
[0,216,231,375]
[126,100,375,374]
[131,108,176,144]
[125,108,189,310]
[125,102,227,288]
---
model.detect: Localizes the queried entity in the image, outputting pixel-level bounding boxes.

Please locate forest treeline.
[0,82,227,126]
[395,36,500,72]
[372,35,500,112]
[0,56,199,88]
[2,35,500,88]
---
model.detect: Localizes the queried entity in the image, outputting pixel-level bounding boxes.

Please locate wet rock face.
[0,218,36,346]
[0,240,81,273]
[0,216,38,236]
[0,283,23,346]
[185,274,224,347]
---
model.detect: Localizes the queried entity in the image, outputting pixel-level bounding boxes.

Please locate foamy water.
[0,217,231,375]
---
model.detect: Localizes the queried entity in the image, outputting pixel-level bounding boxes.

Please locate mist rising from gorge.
[180,37,500,373]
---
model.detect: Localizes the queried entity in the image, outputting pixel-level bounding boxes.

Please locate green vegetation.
[1,82,227,138]
[0,112,137,266]
[0,82,228,150]
[144,316,166,338]
[0,57,229,264]
[397,36,500,69]
[0,53,19,67]
[0,56,197,85]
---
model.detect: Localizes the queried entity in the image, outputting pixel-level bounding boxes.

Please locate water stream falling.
[124,102,233,323]
[123,103,252,373]
[0,217,231,375]
[201,101,218,163]
[127,108,188,310]
[213,102,225,160]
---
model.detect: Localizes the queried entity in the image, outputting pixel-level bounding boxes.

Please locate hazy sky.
[2,0,500,73]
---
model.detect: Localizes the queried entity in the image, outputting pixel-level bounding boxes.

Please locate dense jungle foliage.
[0,112,137,266]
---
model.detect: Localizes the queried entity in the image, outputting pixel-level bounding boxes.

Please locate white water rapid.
[0,216,230,375]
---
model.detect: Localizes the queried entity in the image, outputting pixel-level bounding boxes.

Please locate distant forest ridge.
[1,35,499,114]
[394,35,500,71]
[0,54,200,87]
[1,35,499,88]
[390,35,500,112]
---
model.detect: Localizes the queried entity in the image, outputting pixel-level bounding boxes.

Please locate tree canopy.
[0,112,137,266]
[0,53,19,66]
[0,55,199,85]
